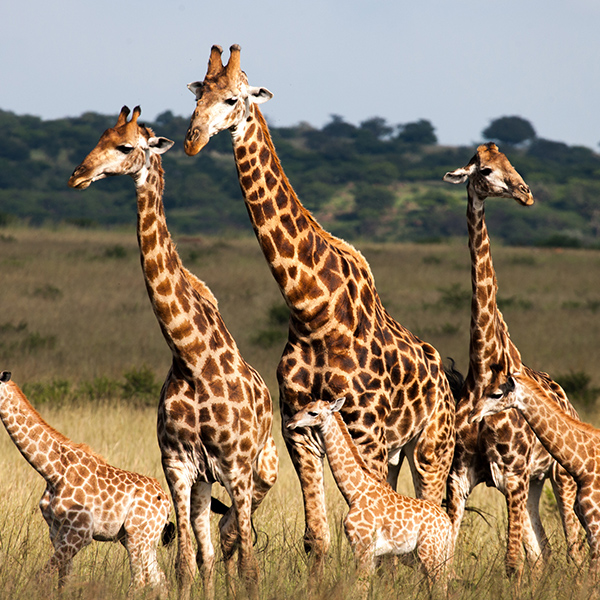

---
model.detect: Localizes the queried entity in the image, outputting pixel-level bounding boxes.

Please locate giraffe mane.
[253,108,375,281]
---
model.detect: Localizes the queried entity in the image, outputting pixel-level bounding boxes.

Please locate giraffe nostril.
[520,184,530,194]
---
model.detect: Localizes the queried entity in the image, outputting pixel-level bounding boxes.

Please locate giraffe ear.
[331,397,346,413]
[187,81,204,99]
[247,86,273,104]
[148,137,174,154]
[443,165,474,184]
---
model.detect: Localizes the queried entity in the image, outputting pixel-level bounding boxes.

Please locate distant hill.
[1,108,599,248]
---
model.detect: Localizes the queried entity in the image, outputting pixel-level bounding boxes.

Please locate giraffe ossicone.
[0,371,172,595]
[69,106,279,600]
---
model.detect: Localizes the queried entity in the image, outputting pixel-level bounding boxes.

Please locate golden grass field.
[0,225,599,599]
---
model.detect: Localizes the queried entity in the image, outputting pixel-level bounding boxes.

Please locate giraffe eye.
[224,97,238,106]
[490,391,504,400]
[308,411,318,417]
[480,167,493,176]
[117,145,134,155]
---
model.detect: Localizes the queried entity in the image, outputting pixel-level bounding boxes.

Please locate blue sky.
[3,0,600,148]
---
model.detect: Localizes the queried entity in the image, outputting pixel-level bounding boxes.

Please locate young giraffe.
[0,371,172,594]
[471,372,600,571]
[286,397,453,590]
[68,106,279,600]
[183,43,455,571]
[443,143,582,575]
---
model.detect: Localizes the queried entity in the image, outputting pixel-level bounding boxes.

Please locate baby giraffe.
[470,372,600,572]
[286,398,452,589]
[0,371,172,594]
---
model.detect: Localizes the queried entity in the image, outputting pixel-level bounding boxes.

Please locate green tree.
[396,119,437,145]
[483,116,536,145]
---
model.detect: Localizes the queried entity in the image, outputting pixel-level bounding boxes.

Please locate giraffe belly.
[373,526,418,557]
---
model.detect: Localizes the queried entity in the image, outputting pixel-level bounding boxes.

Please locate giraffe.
[470,371,600,571]
[183,44,455,570]
[443,143,582,575]
[68,106,279,600]
[286,397,453,591]
[0,371,172,594]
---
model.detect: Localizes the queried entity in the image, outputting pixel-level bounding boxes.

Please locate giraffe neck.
[467,189,520,383]
[516,387,591,481]
[0,380,66,485]
[134,155,220,368]
[318,412,379,505]
[230,106,371,322]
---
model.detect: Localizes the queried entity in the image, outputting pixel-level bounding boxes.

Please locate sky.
[3,0,600,149]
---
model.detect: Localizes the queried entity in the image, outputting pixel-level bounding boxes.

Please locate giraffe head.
[286,398,346,431]
[184,44,273,156]
[68,106,174,189]
[468,371,524,423]
[443,143,534,206]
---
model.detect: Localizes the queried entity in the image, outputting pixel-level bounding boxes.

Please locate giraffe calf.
[286,398,453,588]
[0,371,172,595]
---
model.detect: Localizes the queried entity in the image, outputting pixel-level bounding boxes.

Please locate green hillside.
[1,108,600,247]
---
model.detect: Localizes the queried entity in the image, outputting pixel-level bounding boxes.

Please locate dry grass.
[0,225,599,598]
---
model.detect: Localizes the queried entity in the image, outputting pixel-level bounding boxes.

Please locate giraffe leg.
[252,435,279,512]
[344,515,374,599]
[220,483,259,600]
[121,498,168,595]
[188,480,215,600]
[43,517,93,589]
[503,474,529,578]
[283,430,330,576]
[551,462,586,565]
[163,465,201,600]
[522,477,550,572]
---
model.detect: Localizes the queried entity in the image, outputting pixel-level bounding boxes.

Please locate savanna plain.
[0,226,599,599]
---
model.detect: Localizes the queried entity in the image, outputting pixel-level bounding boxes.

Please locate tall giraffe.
[443,143,582,575]
[68,106,279,600]
[471,372,600,570]
[183,44,455,569]
[0,371,172,594]
[286,397,453,591]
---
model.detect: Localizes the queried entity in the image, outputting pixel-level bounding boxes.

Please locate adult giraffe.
[69,106,278,600]
[443,143,582,575]
[184,44,455,569]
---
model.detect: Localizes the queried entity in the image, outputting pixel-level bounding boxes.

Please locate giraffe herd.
[0,43,597,597]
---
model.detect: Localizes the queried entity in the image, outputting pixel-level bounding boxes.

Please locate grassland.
[0,225,599,599]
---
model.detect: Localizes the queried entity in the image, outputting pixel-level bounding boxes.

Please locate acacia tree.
[483,116,536,145]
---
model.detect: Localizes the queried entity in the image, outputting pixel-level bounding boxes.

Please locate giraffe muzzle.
[184,127,209,156]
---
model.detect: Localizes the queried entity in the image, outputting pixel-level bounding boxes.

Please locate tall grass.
[0,225,599,598]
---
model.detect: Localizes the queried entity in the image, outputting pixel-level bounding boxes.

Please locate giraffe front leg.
[163,465,200,600]
[522,477,550,572]
[503,473,529,579]
[220,483,259,600]
[551,462,586,565]
[188,480,216,600]
[283,425,330,576]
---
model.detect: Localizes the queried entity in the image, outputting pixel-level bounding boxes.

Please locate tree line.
[1,108,599,247]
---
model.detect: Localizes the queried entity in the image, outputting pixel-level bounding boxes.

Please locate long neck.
[230,106,373,325]
[0,381,66,485]
[319,412,378,505]
[134,156,223,369]
[518,389,593,482]
[467,189,520,384]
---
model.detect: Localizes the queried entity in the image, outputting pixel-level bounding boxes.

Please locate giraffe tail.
[161,522,176,546]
